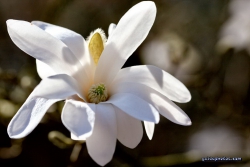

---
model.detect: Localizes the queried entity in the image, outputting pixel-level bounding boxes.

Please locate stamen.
[87,28,107,65]
[88,83,108,104]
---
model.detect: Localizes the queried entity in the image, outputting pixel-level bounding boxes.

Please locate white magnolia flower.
[7,1,191,166]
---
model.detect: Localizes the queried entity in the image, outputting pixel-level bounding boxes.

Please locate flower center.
[88,83,108,104]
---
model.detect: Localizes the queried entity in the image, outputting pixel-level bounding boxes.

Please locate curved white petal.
[144,121,155,140]
[95,1,156,85]
[112,65,191,103]
[8,98,59,139]
[35,74,85,100]
[7,19,90,91]
[7,20,81,75]
[7,74,82,139]
[36,60,56,79]
[115,107,143,148]
[32,21,85,62]
[107,93,159,123]
[62,100,95,139]
[108,23,116,36]
[111,82,191,126]
[86,103,116,166]
[32,21,94,83]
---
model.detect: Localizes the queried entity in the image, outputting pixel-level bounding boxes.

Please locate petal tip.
[88,152,112,166]
[128,144,138,149]
[6,19,16,26]
[7,124,15,138]
[154,113,160,124]
[186,92,192,102]
[143,1,156,11]
[141,1,156,6]
[7,121,30,139]
[187,120,192,126]
[184,119,192,126]
[7,131,14,139]
[7,129,24,139]
[139,1,156,16]
[180,91,192,103]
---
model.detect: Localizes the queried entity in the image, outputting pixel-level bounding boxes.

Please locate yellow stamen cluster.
[88,83,108,104]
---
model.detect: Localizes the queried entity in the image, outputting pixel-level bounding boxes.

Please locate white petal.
[144,121,155,140]
[86,103,116,166]
[112,65,191,103]
[71,133,87,140]
[95,1,156,84]
[32,21,85,62]
[35,74,85,100]
[111,82,191,126]
[36,60,56,79]
[32,21,94,83]
[7,74,85,139]
[7,19,89,88]
[62,100,95,139]
[7,20,78,74]
[115,107,143,148]
[7,97,59,139]
[106,93,159,123]
[108,23,116,36]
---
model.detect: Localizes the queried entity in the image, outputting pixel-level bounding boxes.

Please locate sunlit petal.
[108,23,116,36]
[7,74,83,138]
[111,82,191,126]
[32,21,85,63]
[86,103,116,166]
[7,97,59,139]
[115,107,143,148]
[62,100,95,139]
[144,121,155,140]
[106,93,159,123]
[112,65,191,103]
[95,1,156,85]
[32,21,94,83]
[7,20,80,75]
[35,74,85,100]
[36,60,56,79]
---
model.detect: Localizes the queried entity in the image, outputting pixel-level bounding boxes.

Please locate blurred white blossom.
[140,32,203,86]
[219,0,250,54]
[189,125,243,155]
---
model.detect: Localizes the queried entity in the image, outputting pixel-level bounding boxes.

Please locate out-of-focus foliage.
[0,0,250,166]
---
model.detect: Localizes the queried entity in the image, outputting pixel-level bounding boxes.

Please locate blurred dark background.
[1,0,250,166]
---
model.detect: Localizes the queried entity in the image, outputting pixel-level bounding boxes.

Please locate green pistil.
[88,83,108,104]
[93,84,105,95]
